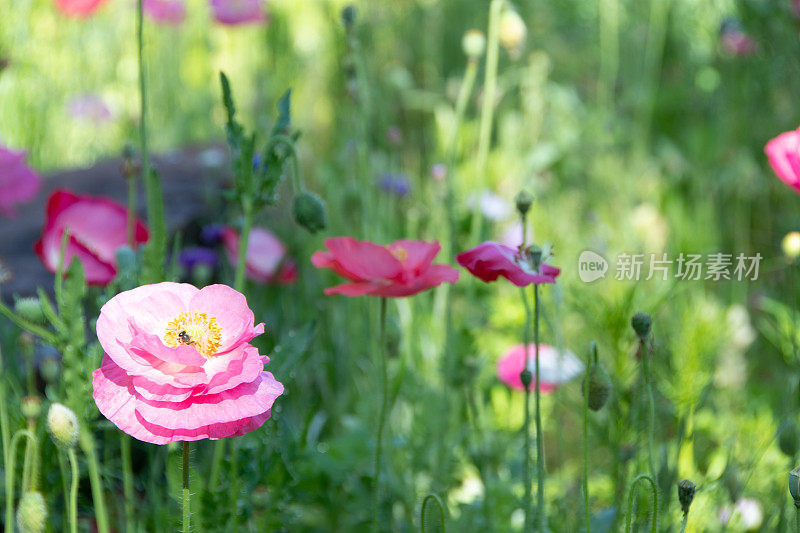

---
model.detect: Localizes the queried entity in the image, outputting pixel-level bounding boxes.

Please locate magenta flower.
[456,242,560,286]
[0,145,40,218]
[210,0,267,25]
[497,343,583,392]
[765,126,800,194]
[222,226,297,285]
[34,190,148,286]
[144,0,186,25]
[54,0,109,17]
[312,237,459,297]
[92,282,284,444]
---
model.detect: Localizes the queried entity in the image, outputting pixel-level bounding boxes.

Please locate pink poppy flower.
[34,190,148,286]
[144,0,186,25]
[456,242,560,286]
[54,0,109,17]
[311,237,459,297]
[497,343,583,392]
[221,226,297,285]
[765,127,800,194]
[210,0,267,25]
[67,94,113,124]
[92,282,284,444]
[0,145,40,218]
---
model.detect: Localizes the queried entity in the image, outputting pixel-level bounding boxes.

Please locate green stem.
[264,134,302,194]
[624,474,658,533]
[68,448,79,533]
[680,513,688,533]
[0,301,57,346]
[233,197,254,293]
[183,441,190,533]
[372,298,388,531]
[420,493,446,533]
[520,286,533,531]
[584,343,596,533]
[5,429,35,533]
[796,506,800,533]
[533,284,546,532]
[208,438,225,494]
[641,339,657,482]
[80,429,109,533]
[0,347,10,478]
[468,0,502,247]
[121,434,135,532]
[126,173,137,249]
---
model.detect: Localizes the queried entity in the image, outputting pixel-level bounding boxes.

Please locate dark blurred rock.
[0,144,230,298]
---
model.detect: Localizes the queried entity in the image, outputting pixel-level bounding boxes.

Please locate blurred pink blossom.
[144,0,186,25]
[210,0,267,26]
[54,0,109,17]
[67,94,113,124]
[765,126,800,194]
[0,145,41,218]
[497,343,583,392]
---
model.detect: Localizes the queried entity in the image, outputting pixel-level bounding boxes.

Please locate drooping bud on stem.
[47,403,79,449]
[631,311,652,340]
[16,491,47,533]
[293,191,328,234]
[678,478,696,515]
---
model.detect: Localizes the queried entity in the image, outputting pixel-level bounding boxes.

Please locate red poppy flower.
[456,242,559,286]
[221,226,297,285]
[54,0,109,17]
[34,190,148,286]
[311,237,459,297]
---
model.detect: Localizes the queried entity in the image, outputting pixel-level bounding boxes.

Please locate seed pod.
[790,467,800,507]
[16,491,47,533]
[47,403,79,449]
[678,478,696,515]
[779,421,800,458]
[631,311,652,340]
[584,363,611,411]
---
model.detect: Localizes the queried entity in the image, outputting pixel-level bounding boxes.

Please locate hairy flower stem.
[0,346,10,507]
[624,474,658,533]
[533,284,546,532]
[5,429,35,533]
[468,0,502,249]
[680,513,687,533]
[640,338,657,484]
[372,297,388,531]
[68,448,79,533]
[233,197,254,292]
[183,441,190,533]
[795,506,800,533]
[121,434,135,532]
[80,428,110,533]
[519,286,533,531]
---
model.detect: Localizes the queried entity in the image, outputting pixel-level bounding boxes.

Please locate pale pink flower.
[144,0,186,25]
[210,0,267,25]
[497,343,583,392]
[221,226,297,285]
[0,145,40,218]
[92,282,284,444]
[67,94,113,123]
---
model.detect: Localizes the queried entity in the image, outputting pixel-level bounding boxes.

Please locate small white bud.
[47,403,79,449]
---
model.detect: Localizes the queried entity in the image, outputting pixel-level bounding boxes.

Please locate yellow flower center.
[163,311,223,358]
[391,246,408,263]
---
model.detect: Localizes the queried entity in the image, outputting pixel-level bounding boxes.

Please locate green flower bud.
[631,311,652,340]
[583,363,612,411]
[21,396,42,420]
[514,190,534,217]
[14,297,45,324]
[293,191,327,234]
[341,5,356,30]
[790,467,800,507]
[47,403,79,449]
[16,491,47,533]
[520,369,533,389]
[678,478,696,515]
[39,358,60,384]
[461,29,486,60]
[779,421,800,458]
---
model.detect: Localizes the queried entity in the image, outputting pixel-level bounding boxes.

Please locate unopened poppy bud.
[47,403,79,449]
[631,311,652,340]
[14,297,45,324]
[784,232,800,261]
[779,421,800,458]
[514,190,534,217]
[21,396,42,420]
[678,478,696,515]
[16,491,47,533]
[583,363,611,411]
[293,191,327,234]
[341,4,356,31]
[790,467,800,507]
[520,369,532,389]
[498,7,527,56]
[462,29,486,60]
